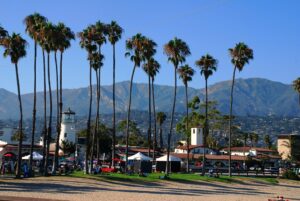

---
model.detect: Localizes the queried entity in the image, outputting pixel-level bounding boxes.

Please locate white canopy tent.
[156,155,181,162]
[22,152,43,160]
[128,152,151,161]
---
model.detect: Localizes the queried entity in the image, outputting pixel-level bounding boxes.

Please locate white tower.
[59,108,76,145]
[191,127,203,145]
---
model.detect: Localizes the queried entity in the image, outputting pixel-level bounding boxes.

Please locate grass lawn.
[69,171,279,184]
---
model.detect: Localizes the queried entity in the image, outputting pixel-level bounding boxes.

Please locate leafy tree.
[117,120,146,146]
[164,37,190,176]
[156,112,167,149]
[60,140,76,156]
[264,134,272,149]
[293,78,300,106]
[228,42,253,177]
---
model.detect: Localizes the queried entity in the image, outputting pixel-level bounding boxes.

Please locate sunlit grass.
[69,171,278,184]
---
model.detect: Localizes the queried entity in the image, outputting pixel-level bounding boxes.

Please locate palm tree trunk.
[85,62,93,174]
[85,62,92,174]
[152,79,157,165]
[166,66,177,176]
[148,72,152,156]
[112,44,116,167]
[202,78,208,176]
[45,52,52,176]
[98,68,101,162]
[90,68,100,170]
[159,125,163,149]
[29,41,37,176]
[185,84,190,173]
[41,49,47,174]
[229,66,237,177]
[125,65,136,173]
[15,63,23,179]
[53,51,59,174]
[59,52,63,159]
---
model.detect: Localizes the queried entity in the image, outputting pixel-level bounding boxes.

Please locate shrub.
[281,169,299,180]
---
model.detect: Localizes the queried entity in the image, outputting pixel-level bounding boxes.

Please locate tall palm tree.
[53,22,74,172]
[142,38,157,156]
[156,112,167,149]
[36,20,48,174]
[1,33,27,178]
[24,13,47,176]
[293,78,300,106]
[143,58,160,162]
[91,21,107,169]
[228,42,253,177]
[41,22,56,176]
[164,37,190,176]
[106,21,123,167]
[78,26,97,174]
[177,64,194,173]
[195,54,217,175]
[89,52,104,171]
[125,33,147,171]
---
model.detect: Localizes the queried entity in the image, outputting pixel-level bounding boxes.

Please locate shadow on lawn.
[0,176,272,197]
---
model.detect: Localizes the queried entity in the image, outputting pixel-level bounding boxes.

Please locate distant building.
[174,127,215,154]
[277,134,300,161]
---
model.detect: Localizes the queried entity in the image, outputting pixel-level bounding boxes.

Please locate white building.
[59,108,76,145]
[174,127,215,154]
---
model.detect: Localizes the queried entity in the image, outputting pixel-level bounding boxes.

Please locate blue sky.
[0,0,299,94]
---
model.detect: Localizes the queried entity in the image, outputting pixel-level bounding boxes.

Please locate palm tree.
[293,78,300,106]
[125,33,147,171]
[89,52,104,170]
[142,38,157,156]
[53,22,74,173]
[195,54,217,175]
[156,112,167,149]
[143,58,160,162]
[164,37,190,176]
[177,64,194,173]
[228,42,253,177]
[24,13,47,176]
[1,33,27,178]
[106,21,123,167]
[78,26,97,174]
[0,25,8,42]
[91,21,107,168]
[264,134,272,149]
[41,22,56,176]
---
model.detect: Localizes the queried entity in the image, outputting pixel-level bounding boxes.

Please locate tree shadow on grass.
[0,177,272,197]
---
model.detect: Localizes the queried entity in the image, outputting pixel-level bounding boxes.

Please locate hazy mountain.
[0,78,299,119]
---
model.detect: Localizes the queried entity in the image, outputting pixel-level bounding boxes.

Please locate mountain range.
[0,78,299,120]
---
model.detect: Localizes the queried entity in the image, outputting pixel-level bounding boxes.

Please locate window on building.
[64,133,67,138]
[193,129,195,134]
[0,131,3,137]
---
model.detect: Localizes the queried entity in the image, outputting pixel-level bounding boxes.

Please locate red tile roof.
[175,145,204,150]
[222,146,276,153]
[171,153,246,161]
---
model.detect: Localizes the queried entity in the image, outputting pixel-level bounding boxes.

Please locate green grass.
[69,171,278,184]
